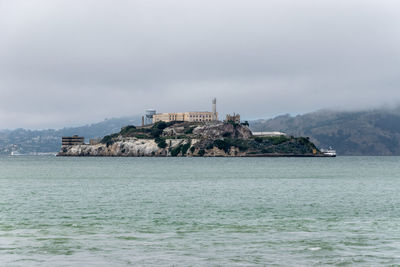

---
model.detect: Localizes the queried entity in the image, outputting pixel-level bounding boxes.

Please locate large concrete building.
[152,98,218,123]
[153,111,217,123]
[62,135,84,146]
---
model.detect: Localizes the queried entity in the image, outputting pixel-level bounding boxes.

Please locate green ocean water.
[1,156,400,266]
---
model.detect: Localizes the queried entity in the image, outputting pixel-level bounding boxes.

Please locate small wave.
[308,247,321,251]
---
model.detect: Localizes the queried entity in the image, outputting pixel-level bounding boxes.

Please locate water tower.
[145,109,156,125]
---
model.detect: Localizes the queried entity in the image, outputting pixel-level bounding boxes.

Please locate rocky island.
[58,121,331,157]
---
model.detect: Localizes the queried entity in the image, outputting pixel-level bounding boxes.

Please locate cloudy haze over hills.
[1,0,400,129]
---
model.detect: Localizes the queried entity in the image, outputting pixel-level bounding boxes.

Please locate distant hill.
[0,116,141,155]
[249,108,400,156]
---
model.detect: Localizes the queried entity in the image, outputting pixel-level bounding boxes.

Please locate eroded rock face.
[59,138,199,157]
[59,139,161,157]
[58,123,257,157]
[162,126,186,137]
[192,122,252,139]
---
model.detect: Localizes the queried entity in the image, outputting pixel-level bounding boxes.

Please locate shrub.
[214,139,230,153]
[236,142,249,152]
[222,132,231,137]
[254,137,263,143]
[158,141,167,148]
[206,143,214,150]
[151,128,163,138]
[151,121,169,138]
[154,121,168,130]
[134,133,148,139]
[101,133,119,147]
[198,149,205,156]
[270,136,289,145]
[227,138,249,151]
[181,140,191,155]
[101,135,112,144]
[190,146,196,153]
[262,147,274,153]
[170,145,182,157]
[155,137,167,148]
[120,125,137,136]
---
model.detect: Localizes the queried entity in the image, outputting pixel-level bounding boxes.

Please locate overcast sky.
[1,0,399,129]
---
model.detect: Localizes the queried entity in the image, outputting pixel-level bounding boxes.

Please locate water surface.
[1,156,400,266]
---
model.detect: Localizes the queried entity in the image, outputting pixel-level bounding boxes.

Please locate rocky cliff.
[58,121,323,157]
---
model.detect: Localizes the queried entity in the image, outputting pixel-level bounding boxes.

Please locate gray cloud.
[0,0,399,129]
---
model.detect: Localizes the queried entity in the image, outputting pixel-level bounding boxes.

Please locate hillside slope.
[0,116,141,154]
[250,108,400,156]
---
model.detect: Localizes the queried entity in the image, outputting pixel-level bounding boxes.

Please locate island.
[58,121,333,157]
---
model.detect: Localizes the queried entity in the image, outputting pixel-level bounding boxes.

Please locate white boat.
[320,147,337,157]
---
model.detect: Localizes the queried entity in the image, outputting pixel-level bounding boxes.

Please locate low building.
[225,113,241,124]
[153,111,218,123]
[62,135,84,146]
[252,131,286,137]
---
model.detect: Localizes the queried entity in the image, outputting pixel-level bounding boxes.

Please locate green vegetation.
[198,149,205,156]
[155,137,167,148]
[254,137,263,143]
[150,128,163,138]
[119,125,136,136]
[170,145,182,157]
[213,139,230,153]
[97,121,320,157]
[134,134,148,139]
[181,140,191,155]
[98,121,204,149]
[246,135,318,154]
[228,138,250,151]
[101,133,119,147]
[150,121,174,138]
[206,142,214,150]
[270,135,290,145]
[211,138,250,153]
[155,121,168,129]
[169,140,191,156]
